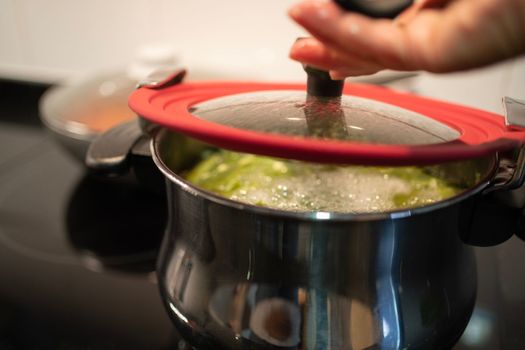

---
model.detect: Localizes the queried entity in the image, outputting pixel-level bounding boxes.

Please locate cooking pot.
[87,69,525,349]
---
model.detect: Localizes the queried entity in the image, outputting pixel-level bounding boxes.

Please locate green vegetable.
[185,150,464,213]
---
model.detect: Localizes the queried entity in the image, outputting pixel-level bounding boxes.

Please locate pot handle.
[458,192,519,246]
[460,97,525,246]
[499,97,525,242]
[85,119,166,194]
[86,68,187,176]
[460,149,525,246]
[334,0,414,18]
[86,119,146,176]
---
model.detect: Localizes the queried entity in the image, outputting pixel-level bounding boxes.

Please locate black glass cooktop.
[0,80,524,350]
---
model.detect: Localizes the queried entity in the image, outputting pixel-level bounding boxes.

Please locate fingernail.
[329,70,347,80]
[289,38,321,59]
[289,40,310,60]
[292,38,316,49]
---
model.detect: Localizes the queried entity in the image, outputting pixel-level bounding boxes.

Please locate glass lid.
[129,68,525,165]
[40,71,138,138]
[189,90,460,145]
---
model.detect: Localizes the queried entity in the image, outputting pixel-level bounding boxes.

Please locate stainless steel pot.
[150,128,498,350]
[86,73,525,349]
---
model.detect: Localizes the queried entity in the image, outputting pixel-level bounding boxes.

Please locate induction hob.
[0,80,524,350]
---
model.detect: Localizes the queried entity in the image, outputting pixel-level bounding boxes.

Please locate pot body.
[157,180,477,350]
[154,129,482,349]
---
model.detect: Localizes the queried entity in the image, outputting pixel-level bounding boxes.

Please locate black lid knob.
[304,65,344,98]
[334,0,414,18]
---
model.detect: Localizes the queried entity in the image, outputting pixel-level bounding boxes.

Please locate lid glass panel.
[190,91,460,145]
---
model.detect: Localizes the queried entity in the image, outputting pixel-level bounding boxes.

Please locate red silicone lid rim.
[129,81,525,165]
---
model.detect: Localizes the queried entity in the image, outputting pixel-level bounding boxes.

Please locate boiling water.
[185,151,461,213]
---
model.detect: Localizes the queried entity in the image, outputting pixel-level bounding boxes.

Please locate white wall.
[0,0,305,82]
[1,0,523,114]
[414,58,525,114]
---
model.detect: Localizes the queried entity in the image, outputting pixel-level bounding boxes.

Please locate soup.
[185,150,464,213]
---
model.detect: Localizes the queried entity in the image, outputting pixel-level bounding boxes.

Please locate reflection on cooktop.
[67,175,166,274]
[0,132,178,349]
[0,138,166,274]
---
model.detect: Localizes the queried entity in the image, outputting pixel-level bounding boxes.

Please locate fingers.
[289,0,525,75]
[288,1,413,70]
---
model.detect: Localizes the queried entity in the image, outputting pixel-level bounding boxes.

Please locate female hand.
[289,0,525,78]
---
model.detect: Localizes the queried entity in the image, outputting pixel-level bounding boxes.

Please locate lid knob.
[333,0,414,18]
[304,65,345,98]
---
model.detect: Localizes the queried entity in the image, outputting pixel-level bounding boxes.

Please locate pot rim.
[151,130,497,222]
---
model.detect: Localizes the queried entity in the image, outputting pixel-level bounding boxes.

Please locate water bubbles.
[187,151,461,213]
[277,184,288,191]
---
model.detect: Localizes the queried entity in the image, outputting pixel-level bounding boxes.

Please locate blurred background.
[0,0,523,114]
[0,0,525,112]
[0,0,305,82]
